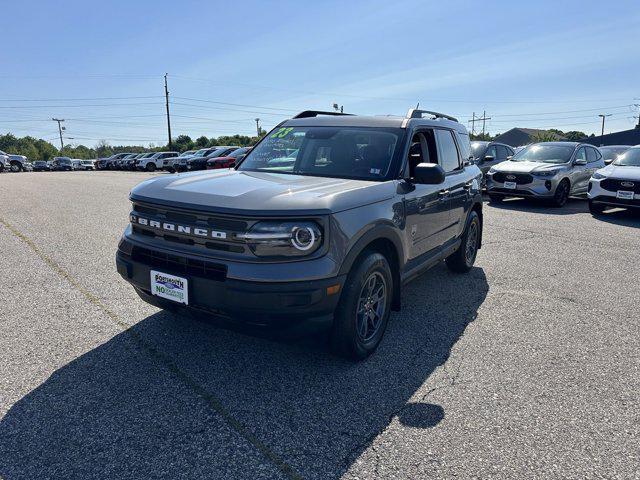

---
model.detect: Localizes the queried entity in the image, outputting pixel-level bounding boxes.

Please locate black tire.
[446,210,481,273]
[10,162,22,172]
[551,179,570,207]
[146,163,156,172]
[330,251,393,360]
[589,200,605,215]
[0,164,4,173]
[488,193,503,203]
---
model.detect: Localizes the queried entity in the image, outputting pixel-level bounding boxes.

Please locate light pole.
[598,114,611,145]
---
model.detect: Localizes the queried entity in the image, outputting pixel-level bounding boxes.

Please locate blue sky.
[2,0,640,146]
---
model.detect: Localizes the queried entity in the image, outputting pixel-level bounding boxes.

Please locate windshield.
[512,144,574,164]
[600,147,629,161]
[179,150,195,157]
[612,148,640,166]
[207,147,231,158]
[238,126,402,180]
[470,142,488,158]
[192,149,209,157]
[229,147,249,158]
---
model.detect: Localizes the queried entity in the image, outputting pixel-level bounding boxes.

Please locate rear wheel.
[446,210,481,273]
[146,163,156,172]
[331,251,393,360]
[551,179,570,207]
[589,200,606,215]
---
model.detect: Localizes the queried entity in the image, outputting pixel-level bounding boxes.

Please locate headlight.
[237,221,322,257]
[488,167,497,175]
[592,171,606,180]
[532,170,559,177]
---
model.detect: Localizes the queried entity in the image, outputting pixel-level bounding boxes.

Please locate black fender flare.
[338,223,405,310]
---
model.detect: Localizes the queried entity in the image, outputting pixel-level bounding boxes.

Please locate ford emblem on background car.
[506,175,516,180]
[621,181,634,188]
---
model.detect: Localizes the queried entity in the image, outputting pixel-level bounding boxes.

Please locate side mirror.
[506,155,513,161]
[413,163,446,185]
[483,155,495,162]
[574,158,587,165]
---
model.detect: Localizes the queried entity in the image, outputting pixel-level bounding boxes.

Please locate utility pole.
[164,73,172,149]
[480,110,491,137]
[254,118,261,136]
[598,114,611,144]
[468,112,476,136]
[52,118,65,150]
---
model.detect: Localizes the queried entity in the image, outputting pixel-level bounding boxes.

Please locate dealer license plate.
[504,181,517,189]
[616,190,634,200]
[150,270,189,304]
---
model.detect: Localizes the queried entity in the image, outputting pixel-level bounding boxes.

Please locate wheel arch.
[338,225,405,311]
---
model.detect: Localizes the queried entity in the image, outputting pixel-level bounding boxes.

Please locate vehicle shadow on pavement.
[485,196,589,215]
[591,208,640,228]
[0,264,488,480]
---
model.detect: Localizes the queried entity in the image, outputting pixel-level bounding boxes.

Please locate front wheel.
[446,210,481,273]
[551,179,570,207]
[146,163,156,172]
[10,162,22,172]
[331,251,393,360]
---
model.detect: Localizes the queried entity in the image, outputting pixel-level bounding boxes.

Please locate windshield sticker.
[370,168,381,174]
[271,127,294,139]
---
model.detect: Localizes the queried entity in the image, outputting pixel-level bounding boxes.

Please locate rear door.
[434,128,470,245]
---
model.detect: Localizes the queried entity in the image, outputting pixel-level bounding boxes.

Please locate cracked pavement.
[0,172,639,479]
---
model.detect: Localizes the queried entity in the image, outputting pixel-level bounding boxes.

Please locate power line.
[0,96,163,102]
[0,102,164,109]
[172,96,298,112]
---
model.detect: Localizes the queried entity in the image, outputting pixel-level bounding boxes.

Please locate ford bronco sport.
[116,109,484,359]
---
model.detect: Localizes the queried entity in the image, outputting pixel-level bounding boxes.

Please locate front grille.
[131,201,251,256]
[492,172,533,184]
[131,245,227,281]
[600,178,640,194]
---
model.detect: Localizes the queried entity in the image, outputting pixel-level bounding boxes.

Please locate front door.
[403,131,452,260]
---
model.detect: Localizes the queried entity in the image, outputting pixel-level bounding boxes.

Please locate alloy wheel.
[356,272,387,342]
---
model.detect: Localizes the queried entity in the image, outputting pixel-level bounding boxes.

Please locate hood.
[600,164,640,180]
[494,160,567,173]
[130,169,396,215]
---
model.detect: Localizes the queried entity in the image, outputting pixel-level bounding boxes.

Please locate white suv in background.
[136,151,179,172]
[588,145,640,214]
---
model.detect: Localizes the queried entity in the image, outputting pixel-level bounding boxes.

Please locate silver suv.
[486,142,605,207]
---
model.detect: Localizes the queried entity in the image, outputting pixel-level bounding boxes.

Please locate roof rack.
[292,110,354,119]
[406,109,458,122]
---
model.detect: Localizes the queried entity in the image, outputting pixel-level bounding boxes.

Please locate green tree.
[173,135,194,152]
[195,136,209,148]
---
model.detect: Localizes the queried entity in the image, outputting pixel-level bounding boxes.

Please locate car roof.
[532,141,581,147]
[280,111,467,133]
[599,145,631,148]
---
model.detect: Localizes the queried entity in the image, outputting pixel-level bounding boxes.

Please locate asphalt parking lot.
[0,171,638,479]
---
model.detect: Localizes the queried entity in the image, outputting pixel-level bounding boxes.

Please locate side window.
[586,147,598,162]
[575,148,586,162]
[485,145,498,160]
[435,129,460,173]
[455,131,471,162]
[406,130,438,178]
[496,145,509,161]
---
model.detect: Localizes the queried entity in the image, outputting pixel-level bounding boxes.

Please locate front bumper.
[486,173,559,198]
[588,179,640,209]
[116,237,345,328]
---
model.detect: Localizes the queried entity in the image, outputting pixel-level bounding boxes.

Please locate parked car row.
[482,142,639,214]
[93,147,253,173]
